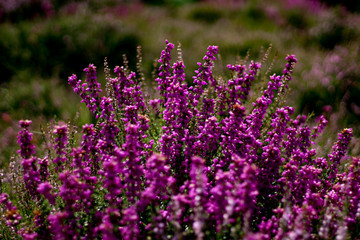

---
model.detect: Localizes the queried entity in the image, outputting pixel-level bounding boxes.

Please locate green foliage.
[220,39,272,60]
[283,9,311,30]
[307,11,358,49]
[187,4,223,24]
[24,15,139,79]
[142,0,197,6]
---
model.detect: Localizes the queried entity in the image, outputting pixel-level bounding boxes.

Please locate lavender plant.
[1,40,359,239]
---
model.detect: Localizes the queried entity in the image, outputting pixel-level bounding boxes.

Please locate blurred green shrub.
[244,3,266,22]
[299,46,360,135]
[220,38,272,61]
[142,0,197,5]
[283,9,310,30]
[308,13,357,49]
[0,15,140,83]
[319,0,360,12]
[187,4,223,23]
[0,25,22,82]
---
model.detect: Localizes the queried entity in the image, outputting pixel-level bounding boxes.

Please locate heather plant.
[1,40,359,240]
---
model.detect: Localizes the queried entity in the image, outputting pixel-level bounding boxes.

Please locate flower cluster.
[1,41,359,239]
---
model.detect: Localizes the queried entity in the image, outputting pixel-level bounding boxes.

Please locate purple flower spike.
[17,120,35,159]
[120,206,140,240]
[37,182,56,205]
[53,124,68,169]
[156,40,175,100]
[282,54,297,84]
[226,161,259,234]
[98,208,121,240]
[246,74,283,140]
[38,156,49,182]
[0,193,22,227]
[122,124,144,203]
[19,229,38,240]
[221,103,250,162]
[99,97,115,121]
[22,156,41,197]
[83,64,102,113]
[189,156,208,240]
[97,120,120,155]
[103,152,124,207]
[328,128,353,181]
[68,64,102,115]
[81,123,99,173]
[345,157,360,230]
[190,45,219,103]
[139,153,175,210]
[311,115,328,140]
[48,211,75,240]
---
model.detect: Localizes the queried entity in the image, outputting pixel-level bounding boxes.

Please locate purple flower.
[139,153,175,210]
[120,206,139,240]
[52,124,68,169]
[83,64,102,114]
[38,156,49,182]
[48,211,76,240]
[160,59,192,164]
[327,128,353,182]
[17,120,35,159]
[81,123,100,174]
[37,182,56,205]
[22,156,41,197]
[311,115,328,140]
[227,61,261,103]
[19,230,38,240]
[103,148,125,207]
[193,116,221,159]
[99,97,115,121]
[227,159,259,234]
[122,124,144,203]
[98,208,121,240]
[220,103,250,162]
[256,107,294,210]
[156,40,175,101]
[246,74,282,140]
[0,193,22,227]
[97,121,119,155]
[283,54,297,81]
[190,45,219,104]
[68,64,102,115]
[206,169,233,231]
[188,156,208,240]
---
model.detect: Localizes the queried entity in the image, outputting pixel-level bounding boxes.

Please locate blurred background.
[1,0,360,166]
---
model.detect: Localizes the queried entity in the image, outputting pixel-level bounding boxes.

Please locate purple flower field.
[0,41,359,239]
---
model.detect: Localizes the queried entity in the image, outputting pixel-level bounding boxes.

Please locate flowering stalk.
[68,64,102,116]
[156,40,175,102]
[327,128,353,182]
[188,156,208,240]
[22,156,41,197]
[190,45,219,105]
[17,120,35,159]
[122,124,144,204]
[0,193,22,227]
[52,124,68,169]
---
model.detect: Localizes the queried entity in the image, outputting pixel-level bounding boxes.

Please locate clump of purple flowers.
[1,40,359,239]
